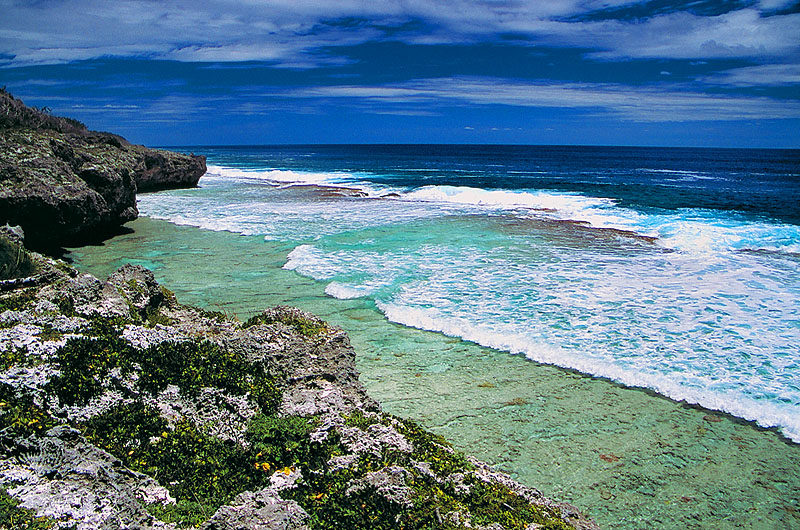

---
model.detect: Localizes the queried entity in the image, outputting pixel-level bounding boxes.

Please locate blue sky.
[1,0,799,147]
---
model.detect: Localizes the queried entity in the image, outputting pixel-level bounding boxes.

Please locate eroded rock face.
[132,146,206,193]
[0,90,205,249]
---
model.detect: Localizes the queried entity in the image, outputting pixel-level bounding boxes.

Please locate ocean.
[67,144,800,529]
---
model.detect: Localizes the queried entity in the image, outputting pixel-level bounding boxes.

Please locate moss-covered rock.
[0,228,35,281]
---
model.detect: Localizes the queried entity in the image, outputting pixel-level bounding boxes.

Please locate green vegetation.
[245,311,328,337]
[81,402,329,528]
[144,306,174,327]
[0,269,575,530]
[286,411,572,530]
[45,335,134,406]
[395,417,472,476]
[464,479,573,530]
[145,501,209,529]
[196,307,232,323]
[40,313,572,530]
[83,403,259,514]
[1,87,86,134]
[0,349,26,372]
[46,317,281,411]
[344,410,383,430]
[246,414,322,470]
[35,325,63,342]
[0,290,36,313]
[0,384,58,453]
[135,340,245,397]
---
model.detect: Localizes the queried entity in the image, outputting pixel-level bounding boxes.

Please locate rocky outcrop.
[0,89,205,249]
[0,246,599,530]
[131,145,206,193]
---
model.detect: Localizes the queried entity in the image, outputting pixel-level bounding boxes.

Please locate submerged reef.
[0,89,205,249]
[0,237,598,529]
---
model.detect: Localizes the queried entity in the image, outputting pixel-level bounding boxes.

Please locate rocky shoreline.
[0,241,598,529]
[0,92,598,529]
[0,89,205,250]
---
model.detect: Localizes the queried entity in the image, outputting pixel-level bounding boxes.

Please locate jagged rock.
[201,489,308,530]
[345,466,413,508]
[0,226,34,281]
[107,264,167,315]
[0,89,205,249]
[1,426,172,530]
[132,146,206,192]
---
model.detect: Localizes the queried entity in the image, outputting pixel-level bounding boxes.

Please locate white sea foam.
[376,300,800,443]
[147,165,800,257]
[324,282,376,299]
[403,185,613,211]
[206,164,356,186]
[140,160,800,443]
[284,231,800,444]
[637,168,714,180]
[399,185,800,255]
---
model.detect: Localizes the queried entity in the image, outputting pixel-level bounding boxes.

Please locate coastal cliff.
[0,242,598,529]
[0,89,205,249]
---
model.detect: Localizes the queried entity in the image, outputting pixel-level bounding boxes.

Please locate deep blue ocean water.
[149,145,800,442]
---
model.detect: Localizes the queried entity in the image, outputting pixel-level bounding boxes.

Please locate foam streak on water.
[139,149,800,442]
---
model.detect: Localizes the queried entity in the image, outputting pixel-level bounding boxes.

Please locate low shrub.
[82,404,330,528]
[0,289,36,313]
[245,311,328,337]
[0,383,58,452]
[47,317,281,412]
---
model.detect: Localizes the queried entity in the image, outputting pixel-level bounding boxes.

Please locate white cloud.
[1,1,798,67]
[291,76,800,122]
[699,63,800,86]
[529,9,800,60]
[758,0,797,11]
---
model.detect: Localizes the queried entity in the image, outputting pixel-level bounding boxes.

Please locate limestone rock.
[201,489,309,530]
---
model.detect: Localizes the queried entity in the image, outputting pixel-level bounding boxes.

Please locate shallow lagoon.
[68,216,800,530]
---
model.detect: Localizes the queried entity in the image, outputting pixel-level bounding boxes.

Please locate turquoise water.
[137,146,800,443]
[68,216,800,530]
[66,144,800,528]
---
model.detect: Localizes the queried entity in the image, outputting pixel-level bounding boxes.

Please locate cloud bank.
[2,1,798,67]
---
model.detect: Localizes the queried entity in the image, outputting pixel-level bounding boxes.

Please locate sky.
[1,0,799,147]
